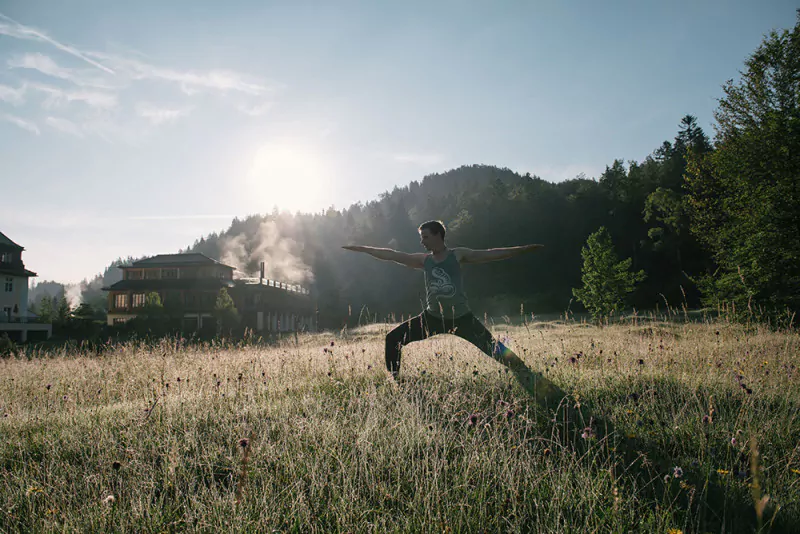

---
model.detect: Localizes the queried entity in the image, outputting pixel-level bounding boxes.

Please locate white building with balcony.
[0,231,51,342]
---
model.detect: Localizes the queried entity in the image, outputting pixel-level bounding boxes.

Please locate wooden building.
[103,253,315,333]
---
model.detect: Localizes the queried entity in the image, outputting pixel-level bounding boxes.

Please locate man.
[342,220,544,380]
[345,223,674,484]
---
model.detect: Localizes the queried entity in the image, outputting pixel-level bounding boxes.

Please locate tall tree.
[686,14,800,315]
[573,227,646,320]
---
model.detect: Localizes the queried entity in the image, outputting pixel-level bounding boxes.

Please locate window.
[2,307,10,321]
[0,252,12,264]
[144,270,159,280]
[115,294,128,308]
[132,293,146,307]
[162,268,178,279]
[185,293,196,306]
[126,270,143,280]
[4,277,12,292]
[113,318,127,325]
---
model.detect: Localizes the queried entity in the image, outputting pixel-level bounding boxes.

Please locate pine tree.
[573,227,646,320]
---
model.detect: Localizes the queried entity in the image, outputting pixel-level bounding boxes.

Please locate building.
[0,231,52,342]
[103,253,315,333]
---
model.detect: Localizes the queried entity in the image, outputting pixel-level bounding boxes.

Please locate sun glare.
[246,142,329,214]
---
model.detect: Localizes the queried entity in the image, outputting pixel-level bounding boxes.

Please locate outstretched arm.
[342,245,426,269]
[455,244,544,264]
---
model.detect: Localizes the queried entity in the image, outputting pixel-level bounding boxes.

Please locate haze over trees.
[47,14,799,329]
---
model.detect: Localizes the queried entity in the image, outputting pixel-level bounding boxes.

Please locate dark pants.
[385,311,502,378]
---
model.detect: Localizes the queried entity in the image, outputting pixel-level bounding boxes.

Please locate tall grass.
[1,319,798,532]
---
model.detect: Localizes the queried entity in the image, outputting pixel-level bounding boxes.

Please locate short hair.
[418,220,446,239]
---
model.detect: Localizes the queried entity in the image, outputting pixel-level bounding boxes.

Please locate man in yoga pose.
[343,220,544,380]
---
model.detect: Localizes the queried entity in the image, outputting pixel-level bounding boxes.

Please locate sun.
[245,141,330,214]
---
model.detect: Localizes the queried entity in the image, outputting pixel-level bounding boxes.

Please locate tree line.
[39,15,799,331]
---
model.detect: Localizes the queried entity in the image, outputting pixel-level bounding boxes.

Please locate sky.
[0,0,795,285]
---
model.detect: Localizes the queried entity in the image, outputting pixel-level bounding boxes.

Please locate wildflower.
[791,468,800,475]
[581,427,595,440]
[62,395,68,401]
[330,341,335,347]
[505,410,515,420]
[637,359,645,366]
[668,529,683,534]
[467,413,479,427]
[112,461,121,471]
[673,466,683,478]
[717,469,730,475]
[569,357,577,364]
[176,377,181,383]
[702,415,711,424]
[238,438,250,449]
[103,495,115,505]
[543,448,552,457]
[367,365,372,370]
[731,437,737,446]
[46,384,51,390]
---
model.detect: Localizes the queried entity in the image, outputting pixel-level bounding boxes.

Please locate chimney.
[260,261,265,284]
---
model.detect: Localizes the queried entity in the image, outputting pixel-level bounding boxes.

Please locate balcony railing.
[0,317,48,324]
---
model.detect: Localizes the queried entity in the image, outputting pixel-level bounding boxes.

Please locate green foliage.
[54,297,71,326]
[214,288,240,335]
[573,227,646,319]
[686,15,800,316]
[144,292,163,310]
[36,296,54,323]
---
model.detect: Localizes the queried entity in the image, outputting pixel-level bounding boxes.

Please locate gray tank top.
[423,250,471,319]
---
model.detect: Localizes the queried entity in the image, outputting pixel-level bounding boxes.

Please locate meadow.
[1,317,799,533]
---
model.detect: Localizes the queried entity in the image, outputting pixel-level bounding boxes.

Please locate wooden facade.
[103,253,315,332]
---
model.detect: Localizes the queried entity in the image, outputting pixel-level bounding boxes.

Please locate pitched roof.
[125,253,235,269]
[0,267,36,278]
[0,231,23,250]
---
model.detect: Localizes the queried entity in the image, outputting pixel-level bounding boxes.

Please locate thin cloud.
[392,152,445,166]
[28,82,117,110]
[136,103,191,125]
[8,52,73,81]
[8,53,119,90]
[0,83,26,105]
[1,113,39,134]
[45,116,83,137]
[0,12,114,74]
[86,51,274,96]
[237,101,274,116]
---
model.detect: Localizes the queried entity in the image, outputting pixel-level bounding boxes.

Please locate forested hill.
[173,115,714,327]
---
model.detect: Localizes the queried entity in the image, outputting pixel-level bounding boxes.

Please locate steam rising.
[220,219,313,285]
